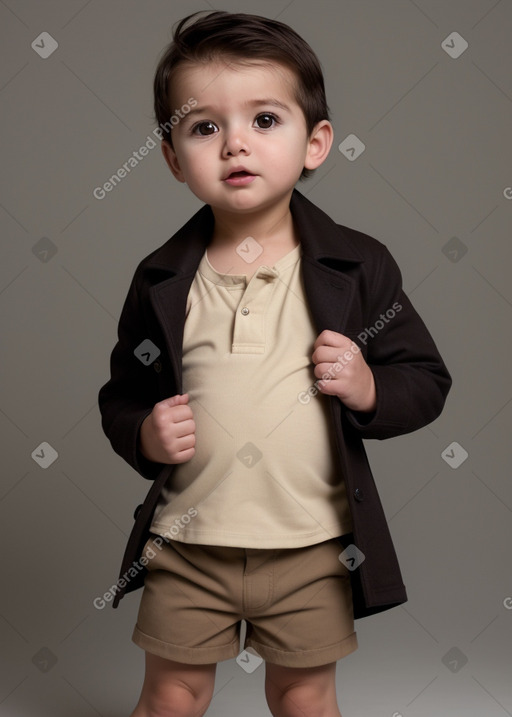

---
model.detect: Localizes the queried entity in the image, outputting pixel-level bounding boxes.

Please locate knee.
[133,681,213,717]
[266,682,333,717]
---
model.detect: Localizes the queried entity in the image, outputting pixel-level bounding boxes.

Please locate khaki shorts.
[132,534,358,668]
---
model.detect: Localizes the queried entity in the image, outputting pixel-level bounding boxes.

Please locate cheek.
[187,142,217,170]
[269,131,307,163]
[176,147,210,179]
[190,160,213,181]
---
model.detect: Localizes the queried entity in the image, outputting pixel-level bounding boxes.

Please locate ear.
[304,120,334,171]
[161,140,186,183]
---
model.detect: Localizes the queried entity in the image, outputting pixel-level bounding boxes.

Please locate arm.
[313,246,452,440]
[98,268,165,480]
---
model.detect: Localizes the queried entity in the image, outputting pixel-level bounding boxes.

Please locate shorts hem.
[245,631,358,668]
[132,625,240,665]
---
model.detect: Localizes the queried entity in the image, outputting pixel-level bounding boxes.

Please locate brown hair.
[153,11,331,180]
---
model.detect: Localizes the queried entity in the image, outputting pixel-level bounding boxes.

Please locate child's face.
[161,60,331,214]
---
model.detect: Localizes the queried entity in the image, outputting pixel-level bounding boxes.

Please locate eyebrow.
[183,98,292,120]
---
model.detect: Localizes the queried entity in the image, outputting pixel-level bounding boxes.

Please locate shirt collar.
[143,188,365,278]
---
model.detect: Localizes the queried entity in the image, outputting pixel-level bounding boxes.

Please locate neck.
[209,191,298,248]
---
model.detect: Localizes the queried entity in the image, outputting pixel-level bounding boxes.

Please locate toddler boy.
[98,11,451,717]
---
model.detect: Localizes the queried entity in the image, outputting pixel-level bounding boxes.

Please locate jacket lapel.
[289,190,365,335]
[146,205,214,391]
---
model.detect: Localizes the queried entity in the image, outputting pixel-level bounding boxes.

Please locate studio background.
[1,1,511,715]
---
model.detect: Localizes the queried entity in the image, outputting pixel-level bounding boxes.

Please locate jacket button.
[354,488,364,502]
[153,360,162,373]
[133,504,143,520]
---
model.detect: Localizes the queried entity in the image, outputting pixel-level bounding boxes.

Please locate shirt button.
[241,307,250,315]
[354,488,364,502]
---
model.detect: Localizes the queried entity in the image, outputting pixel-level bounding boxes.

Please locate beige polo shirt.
[150,243,353,548]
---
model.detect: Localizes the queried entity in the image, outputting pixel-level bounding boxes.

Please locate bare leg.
[265,661,342,717]
[130,652,217,717]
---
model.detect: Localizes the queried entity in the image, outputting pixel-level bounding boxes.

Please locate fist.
[311,330,376,412]
[139,393,196,464]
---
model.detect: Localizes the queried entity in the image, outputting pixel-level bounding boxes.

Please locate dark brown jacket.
[98,189,451,618]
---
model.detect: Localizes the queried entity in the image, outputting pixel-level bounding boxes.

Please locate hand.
[139,393,196,464]
[311,330,376,412]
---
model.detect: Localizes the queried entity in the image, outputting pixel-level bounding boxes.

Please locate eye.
[191,121,218,136]
[254,113,278,129]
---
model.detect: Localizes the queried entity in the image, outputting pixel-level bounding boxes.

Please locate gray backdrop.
[1,1,511,715]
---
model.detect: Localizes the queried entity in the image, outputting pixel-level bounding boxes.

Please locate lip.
[222,166,257,185]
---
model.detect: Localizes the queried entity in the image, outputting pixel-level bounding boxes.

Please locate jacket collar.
[143,189,364,278]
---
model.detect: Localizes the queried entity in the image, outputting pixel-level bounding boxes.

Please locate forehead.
[170,59,299,107]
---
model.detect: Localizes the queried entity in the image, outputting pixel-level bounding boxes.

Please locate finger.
[174,432,196,450]
[313,362,340,381]
[311,345,343,366]
[173,418,196,438]
[171,434,196,462]
[170,405,194,424]
[152,403,193,428]
[172,447,196,464]
[316,379,341,396]
[313,329,348,350]
[161,393,189,408]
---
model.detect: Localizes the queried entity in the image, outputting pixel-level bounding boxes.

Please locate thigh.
[265,660,336,693]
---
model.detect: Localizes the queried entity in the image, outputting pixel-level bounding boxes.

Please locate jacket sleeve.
[98,267,166,480]
[344,245,452,439]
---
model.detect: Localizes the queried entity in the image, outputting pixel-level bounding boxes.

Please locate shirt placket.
[231,266,279,354]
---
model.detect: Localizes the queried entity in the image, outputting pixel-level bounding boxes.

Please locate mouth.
[223,167,257,186]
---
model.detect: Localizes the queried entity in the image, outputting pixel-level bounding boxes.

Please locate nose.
[222,122,250,157]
